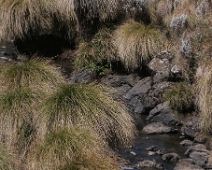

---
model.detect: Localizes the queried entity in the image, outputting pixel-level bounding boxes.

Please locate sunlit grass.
[114,21,165,71]
[30,128,119,170]
[43,83,136,147]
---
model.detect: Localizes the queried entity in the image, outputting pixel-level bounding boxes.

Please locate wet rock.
[130,151,137,156]
[103,74,140,87]
[174,159,204,170]
[162,152,181,162]
[135,160,163,170]
[69,69,96,84]
[146,102,180,125]
[156,149,166,155]
[146,146,159,151]
[181,127,197,139]
[121,167,135,170]
[125,77,152,100]
[148,151,157,156]
[143,122,172,134]
[180,140,193,147]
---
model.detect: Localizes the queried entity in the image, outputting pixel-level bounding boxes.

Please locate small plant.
[32,128,118,170]
[43,84,136,147]
[114,21,165,71]
[165,82,193,113]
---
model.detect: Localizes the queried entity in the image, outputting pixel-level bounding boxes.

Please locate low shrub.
[165,82,193,113]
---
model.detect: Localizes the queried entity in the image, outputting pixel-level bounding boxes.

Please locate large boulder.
[143,122,173,134]
[147,51,173,84]
[146,102,180,125]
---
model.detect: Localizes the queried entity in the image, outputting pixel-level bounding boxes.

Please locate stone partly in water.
[135,159,164,170]
[143,122,173,134]
[162,152,181,162]
[180,139,194,147]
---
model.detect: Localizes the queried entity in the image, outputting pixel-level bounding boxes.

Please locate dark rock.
[146,102,180,125]
[128,96,144,114]
[174,159,204,170]
[181,127,197,139]
[143,122,172,134]
[156,149,166,155]
[180,140,193,147]
[162,152,181,162]
[153,71,169,84]
[125,77,152,100]
[194,136,207,144]
[103,74,140,87]
[146,146,159,151]
[69,69,96,84]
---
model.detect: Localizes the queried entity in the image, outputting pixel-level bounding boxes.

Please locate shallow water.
[120,115,187,170]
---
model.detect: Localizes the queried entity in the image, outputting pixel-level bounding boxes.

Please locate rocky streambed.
[1,41,212,170]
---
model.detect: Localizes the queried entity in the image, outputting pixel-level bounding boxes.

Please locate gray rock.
[135,159,164,170]
[148,151,157,156]
[162,152,181,162]
[174,159,204,170]
[181,127,197,139]
[156,149,166,155]
[180,140,193,147]
[69,69,96,84]
[146,102,180,125]
[190,151,209,167]
[103,74,140,87]
[125,77,152,100]
[143,122,172,134]
[170,14,188,32]
[129,96,144,114]
[146,146,159,151]
[185,144,210,156]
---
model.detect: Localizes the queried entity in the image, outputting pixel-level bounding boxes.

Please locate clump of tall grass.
[0,0,77,40]
[165,82,193,113]
[114,21,165,71]
[30,128,118,170]
[0,59,64,92]
[43,84,136,147]
[195,60,212,133]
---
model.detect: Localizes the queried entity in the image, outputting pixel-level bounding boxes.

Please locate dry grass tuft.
[195,60,212,132]
[43,84,136,147]
[0,58,64,92]
[0,146,17,170]
[30,128,119,170]
[114,21,165,71]
[0,0,77,40]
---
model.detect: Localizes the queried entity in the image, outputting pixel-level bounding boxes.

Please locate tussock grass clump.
[32,128,118,170]
[195,61,212,132]
[165,82,193,113]
[114,21,165,71]
[43,84,136,147]
[0,59,64,91]
[0,0,77,40]
[75,28,116,69]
